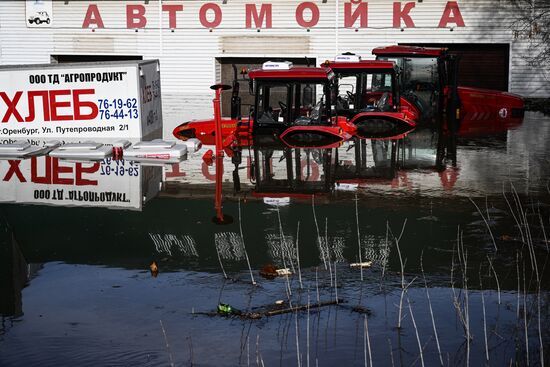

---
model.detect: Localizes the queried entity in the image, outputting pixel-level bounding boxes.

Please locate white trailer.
[0,60,162,140]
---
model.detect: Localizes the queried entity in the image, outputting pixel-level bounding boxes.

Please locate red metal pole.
[213,87,224,159]
[210,84,231,224]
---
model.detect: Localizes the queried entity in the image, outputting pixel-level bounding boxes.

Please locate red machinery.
[372,45,525,134]
[323,55,419,138]
[173,61,355,149]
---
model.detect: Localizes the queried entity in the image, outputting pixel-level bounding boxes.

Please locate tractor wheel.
[35,18,40,24]
[28,19,34,24]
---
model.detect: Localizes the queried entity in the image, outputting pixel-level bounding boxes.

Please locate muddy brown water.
[1,112,549,366]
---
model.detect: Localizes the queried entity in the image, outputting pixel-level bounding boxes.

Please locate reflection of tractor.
[323,53,418,139]
[174,61,356,149]
[372,45,525,134]
[28,11,50,25]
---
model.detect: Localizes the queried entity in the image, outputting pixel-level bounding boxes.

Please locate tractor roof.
[372,45,447,57]
[249,66,334,81]
[324,60,397,73]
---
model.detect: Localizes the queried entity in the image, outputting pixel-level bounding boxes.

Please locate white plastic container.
[123,139,187,163]
[49,141,113,160]
[0,140,60,158]
[182,138,202,153]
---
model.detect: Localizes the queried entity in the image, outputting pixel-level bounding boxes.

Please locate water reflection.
[0,156,163,210]
[1,112,549,366]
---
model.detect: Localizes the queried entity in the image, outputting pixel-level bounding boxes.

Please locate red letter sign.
[296,2,320,28]
[344,2,368,28]
[162,4,183,29]
[245,4,272,29]
[127,4,147,29]
[82,4,105,29]
[393,2,416,28]
[438,1,465,28]
[199,3,222,28]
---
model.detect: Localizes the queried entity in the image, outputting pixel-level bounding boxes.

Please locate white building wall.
[0,0,548,139]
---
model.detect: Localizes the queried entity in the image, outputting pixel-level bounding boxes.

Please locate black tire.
[34,18,40,24]
[28,19,34,24]
[46,19,50,24]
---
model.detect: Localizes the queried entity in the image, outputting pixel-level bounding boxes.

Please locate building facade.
[1,0,548,138]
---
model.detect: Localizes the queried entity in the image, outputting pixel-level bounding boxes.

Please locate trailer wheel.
[28,19,34,24]
[46,19,50,24]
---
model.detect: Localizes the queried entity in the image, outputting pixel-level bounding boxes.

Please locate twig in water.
[307,289,310,367]
[486,254,501,304]
[503,183,526,244]
[315,267,320,304]
[276,207,293,300]
[393,219,408,329]
[159,320,175,367]
[334,262,338,305]
[387,338,395,367]
[537,282,544,367]
[296,221,303,289]
[355,193,364,281]
[407,297,425,367]
[214,237,228,279]
[295,303,302,367]
[469,197,497,251]
[420,251,443,366]
[380,221,390,291]
[537,204,549,252]
[522,257,529,366]
[480,275,489,363]
[311,195,327,270]
[325,217,333,287]
[188,336,195,367]
[239,199,256,285]
[364,315,373,367]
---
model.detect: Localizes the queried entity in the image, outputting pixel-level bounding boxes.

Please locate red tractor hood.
[457,86,525,135]
[173,117,251,146]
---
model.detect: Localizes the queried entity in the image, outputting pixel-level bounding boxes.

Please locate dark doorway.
[402,43,510,91]
[51,55,143,63]
[217,57,315,117]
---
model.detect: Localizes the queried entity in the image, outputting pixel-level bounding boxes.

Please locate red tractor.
[372,45,525,135]
[323,53,419,138]
[173,61,356,149]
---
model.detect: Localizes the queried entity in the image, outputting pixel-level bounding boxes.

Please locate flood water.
[1,112,550,366]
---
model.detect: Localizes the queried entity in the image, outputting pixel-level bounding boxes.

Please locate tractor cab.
[372,45,525,132]
[323,53,418,138]
[249,61,334,131]
[325,54,401,117]
[373,46,446,125]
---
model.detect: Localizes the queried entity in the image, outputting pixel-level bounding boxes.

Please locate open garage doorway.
[402,43,510,91]
[217,57,315,117]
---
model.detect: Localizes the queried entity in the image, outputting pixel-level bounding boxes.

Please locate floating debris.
[197,300,343,320]
[217,303,240,316]
[150,261,159,277]
[276,268,292,276]
[350,261,373,268]
[260,264,292,278]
